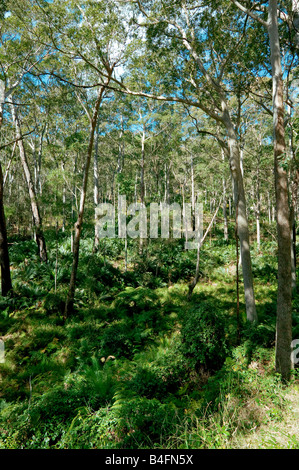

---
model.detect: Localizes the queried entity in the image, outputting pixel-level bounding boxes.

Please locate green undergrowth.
[0,230,298,449]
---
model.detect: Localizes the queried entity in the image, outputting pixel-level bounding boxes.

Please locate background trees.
[0,0,298,384]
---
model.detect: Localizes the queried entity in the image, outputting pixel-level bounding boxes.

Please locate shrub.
[111,395,181,448]
[127,335,189,399]
[180,302,230,371]
[43,292,66,315]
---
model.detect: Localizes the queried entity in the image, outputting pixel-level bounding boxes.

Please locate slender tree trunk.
[188,201,221,298]
[222,149,228,241]
[36,123,46,196]
[223,111,257,322]
[268,0,292,381]
[62,161,66,233]
[256,207,260,250]
[289,170,297,295]
[0,163,13,296]
[3,142,16,187]
[164,163,170,204]
[256,147,261,251]
[11,103,47,263]
[94,121,100,247]
[140,124,145,205]
[268,192,272,223]
[71,153,78,253]
[291,170,298,292]
[139,125,146,253]
[64,85,106,318]
[240,146,244,177]
[191,154,195,211]
[287,104,298,292]
[291,217,296,292]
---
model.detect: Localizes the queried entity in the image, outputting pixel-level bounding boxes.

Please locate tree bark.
[139,123,146,253]
[268,0,293,381]
[256,142,261,251]
[94,121,100,247]
[0,163,13,296]
[222,149,229,241]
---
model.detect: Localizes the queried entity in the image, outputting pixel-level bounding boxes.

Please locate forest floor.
[229,387,299,449]
[0,231,299,449]
[231,387,299,448]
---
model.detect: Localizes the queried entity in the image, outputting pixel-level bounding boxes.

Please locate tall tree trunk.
[64,85,106,318]
[94,121,100,247]
[268,0,292,381]
[71,152,78,253]
[164,163,170,204]
[222,149,228,241]
[0,163,13,296]
[291,216,296,292]
[223,111,258,322]
[191,154,195,211]
[256,202,261,251]
[267,192,271,223]
[140,124,145,205]
[290,169,298,293]
[139,124,146,252]
[256,143,261,251]
[62,161,66,233]
[36,123,46,196]
[287,105,298,292]
[11,103,47,263]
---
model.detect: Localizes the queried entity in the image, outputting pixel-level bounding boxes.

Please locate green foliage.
[124,335,189,400]
[43,292,66,314]
[180,301,230,371]
[111,396,181,448]
[0,234,298,449]
[9,240,39,265]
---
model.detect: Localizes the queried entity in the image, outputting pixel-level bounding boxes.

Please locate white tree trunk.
[223,109,257,322]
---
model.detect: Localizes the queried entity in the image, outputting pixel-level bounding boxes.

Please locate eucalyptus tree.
[0,4,52,268]
[0,161,12,296]
[11,102,48,262]
[112,0,266,321]
[183,105,232,240]
[230,0,299,381]
[18,0,135,315]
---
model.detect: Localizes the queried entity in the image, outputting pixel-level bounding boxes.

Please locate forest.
[0,0,298,451]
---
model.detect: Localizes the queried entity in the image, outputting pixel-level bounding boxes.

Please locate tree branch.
[0,126,37,150]
[230,0,268,27]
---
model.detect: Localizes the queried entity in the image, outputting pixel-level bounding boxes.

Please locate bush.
[111,395,181,448]
[43,292,66,314]
[180,302,230,371]
[126,335,189,399]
